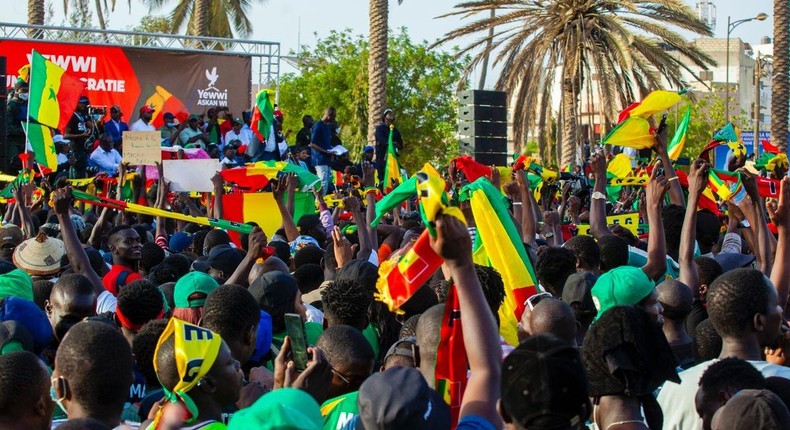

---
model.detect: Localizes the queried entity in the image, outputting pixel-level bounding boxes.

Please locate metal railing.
[0,22,281,89]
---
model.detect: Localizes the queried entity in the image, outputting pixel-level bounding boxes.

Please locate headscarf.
[153,318,222,428]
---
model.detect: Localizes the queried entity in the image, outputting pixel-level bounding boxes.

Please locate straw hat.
[13,232,66,276]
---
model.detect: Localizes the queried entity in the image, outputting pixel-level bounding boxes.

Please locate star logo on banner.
[48,87,56,101]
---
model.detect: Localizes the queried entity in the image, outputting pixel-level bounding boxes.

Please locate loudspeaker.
[458,90,508,166]
[458,90,507,107]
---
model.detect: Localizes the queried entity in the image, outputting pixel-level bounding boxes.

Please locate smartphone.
[284,313,309,372]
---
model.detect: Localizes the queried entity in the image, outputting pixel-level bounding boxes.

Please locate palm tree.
[435,0,715,166]
[368,0,403,143]
[145,0,264,39]
[27,0,45,38]
[60,0,133,30]
[773,0,789,153]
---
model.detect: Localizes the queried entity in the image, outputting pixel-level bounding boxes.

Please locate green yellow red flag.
[23,122,58,170]
[28,50,85,131]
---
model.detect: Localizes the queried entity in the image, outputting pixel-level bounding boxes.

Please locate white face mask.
[166,121,174,127]
[18,93,29,101]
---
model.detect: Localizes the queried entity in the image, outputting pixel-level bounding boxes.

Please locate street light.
[725,12,768,122]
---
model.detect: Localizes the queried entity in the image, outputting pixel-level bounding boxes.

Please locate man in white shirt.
[657,269,790,430]
[223,118,250,150]
[89,134,123,175]
[130,106,156,132]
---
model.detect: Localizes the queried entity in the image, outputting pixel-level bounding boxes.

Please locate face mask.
[166,122,174,127]
[50,377,68,417]
[18,93,29,101]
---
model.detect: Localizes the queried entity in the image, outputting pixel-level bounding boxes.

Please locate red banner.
[1,40,252,129]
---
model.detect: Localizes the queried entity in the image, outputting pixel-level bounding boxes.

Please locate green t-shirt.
[321,391,359,430]
[272,321,324,349]
[627,245,680,282]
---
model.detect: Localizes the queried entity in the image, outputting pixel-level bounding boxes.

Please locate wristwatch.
[592,191,607,200]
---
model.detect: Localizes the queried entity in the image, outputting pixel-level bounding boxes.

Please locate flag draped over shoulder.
[24,123,58,170]
[28,50,85,131]
[435,284,466,428]
[382,125,403,192]
[251,90,275,141]
[668,107,691,160]
[461,178,540,346]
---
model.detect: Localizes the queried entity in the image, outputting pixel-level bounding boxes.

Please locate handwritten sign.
[122,131,161,166]
[163,159,220,192]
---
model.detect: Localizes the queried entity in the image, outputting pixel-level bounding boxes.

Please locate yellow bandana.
[153,318,222,428]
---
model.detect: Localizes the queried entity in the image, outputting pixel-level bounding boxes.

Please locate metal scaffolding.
[0,22,281,93]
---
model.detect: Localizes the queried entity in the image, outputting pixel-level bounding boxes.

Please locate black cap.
[502,334,590,429]
[191,244,243,276]
[249,271,299,310]
[561,272,597,311]
[714,253,756,272]
[357,367,449,430]
[297,214,321,231]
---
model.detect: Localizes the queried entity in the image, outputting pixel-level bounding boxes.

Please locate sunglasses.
[525,292,553,311]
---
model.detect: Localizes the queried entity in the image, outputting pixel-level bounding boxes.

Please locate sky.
[3,0,778,84]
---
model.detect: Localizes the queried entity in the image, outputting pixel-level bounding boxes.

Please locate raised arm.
[517,170,537,246]
[678,159,709,292]
[273,177,299,242]
[770,177,790,310]
[641,162,669,281]
[286,173,297,217]
[53,187,105,295]
[211,172,223,219]
[225,227,267,287]
[430,215,502,427]
[343,196,371,262]
[589,152,614,239]
[155,162,169,241]
[653,126,685,206]
[14,184,35,239]
[362,162,379,252]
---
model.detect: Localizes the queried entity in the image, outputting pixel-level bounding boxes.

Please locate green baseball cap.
[591,266,654,320]
[228,388,322,430]
[174,271,219,309]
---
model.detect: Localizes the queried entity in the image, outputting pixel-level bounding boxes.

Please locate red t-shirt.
[102,264,143,296]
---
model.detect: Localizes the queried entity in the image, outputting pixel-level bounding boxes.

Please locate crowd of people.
[5,77,790,430]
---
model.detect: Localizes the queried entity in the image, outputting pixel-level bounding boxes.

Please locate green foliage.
[665,90,749,160]
[126,16,173,45]
[278,28,467,172]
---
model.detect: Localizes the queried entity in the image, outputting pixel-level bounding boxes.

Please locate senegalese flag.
[376,167,463,311]
[668,106,691,160]
[602,116,655,149]
[708,169,745,203]
[461,178,540,346]
[24,122,58,170]
[382,125,403,193]
[371,176,418,227]
[70,189,253,234]
[251,89,275,141]
[253,161,321,192]
[17,64,30,83]
[607,153,633,179]
[0,170,35,199]
[222,191,316,240]
[435,284,467,428]
[627,90,682,118]
[28,50,85,131]
[220,166,271,191]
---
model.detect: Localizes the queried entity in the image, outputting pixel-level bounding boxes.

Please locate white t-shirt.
[130,118,156,132]
[96,290,117,314]
[657,359,790,430]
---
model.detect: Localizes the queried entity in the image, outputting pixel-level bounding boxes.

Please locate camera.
[87,105,107,121]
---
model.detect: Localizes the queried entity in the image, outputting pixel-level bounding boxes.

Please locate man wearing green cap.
[179,114,210,148]
[591,265,664,324]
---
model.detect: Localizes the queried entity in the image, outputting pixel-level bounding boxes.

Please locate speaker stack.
[458,90,508,166]
[0,57,7,172]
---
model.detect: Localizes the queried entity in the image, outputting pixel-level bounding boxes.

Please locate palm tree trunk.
[368,0,388,143]
[190,0,210,38]
[94,0,107,30]
[27,0,45,38]
[773,0,789,152]
[561,76,579,167]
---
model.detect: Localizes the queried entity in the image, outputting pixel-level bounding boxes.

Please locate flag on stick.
[28,51,85,131]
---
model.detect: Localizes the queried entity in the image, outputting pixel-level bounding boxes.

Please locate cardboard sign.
[122,131,161,165]
[163,159,220,192]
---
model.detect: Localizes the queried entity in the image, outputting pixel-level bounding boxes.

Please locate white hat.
[52,135,70,144]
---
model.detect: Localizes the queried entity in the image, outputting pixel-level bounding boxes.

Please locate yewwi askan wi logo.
[197,67,228,106]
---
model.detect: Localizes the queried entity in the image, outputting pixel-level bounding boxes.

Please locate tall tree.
[280,29,466,172]
[435,0,716,166]
[27,0,45,38]
[144,0,264,38]
[60,0,133,30]
[773,0,789,152]
[367,0,403,143]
